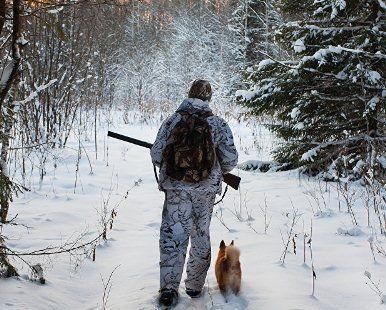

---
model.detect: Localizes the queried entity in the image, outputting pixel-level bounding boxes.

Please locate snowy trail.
[1,120,385,310]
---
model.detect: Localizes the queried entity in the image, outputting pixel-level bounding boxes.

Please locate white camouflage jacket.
[150,98,238,194]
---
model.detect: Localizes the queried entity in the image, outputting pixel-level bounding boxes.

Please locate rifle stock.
[222,173,241,191]
[107,131,241,190]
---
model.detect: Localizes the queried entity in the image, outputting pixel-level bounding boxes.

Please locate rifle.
[107,131,241,190]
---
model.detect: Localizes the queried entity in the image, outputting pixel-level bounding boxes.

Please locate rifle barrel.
[107,130,241,190]
[108,131,153,149]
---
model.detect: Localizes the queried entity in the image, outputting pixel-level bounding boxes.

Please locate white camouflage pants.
[159,189,216,292]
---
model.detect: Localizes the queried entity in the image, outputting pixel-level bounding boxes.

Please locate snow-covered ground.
[1,114,385,310]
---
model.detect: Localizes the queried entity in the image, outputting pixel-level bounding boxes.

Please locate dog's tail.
[225,245,240,262]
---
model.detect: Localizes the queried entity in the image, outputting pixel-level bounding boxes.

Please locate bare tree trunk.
[0,0,6,35]
[0,0,22,105]
[0,0,23,223]
[94,101,98,159]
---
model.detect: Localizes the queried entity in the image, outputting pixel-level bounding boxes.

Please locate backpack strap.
[199,111,213,118]
[177,110,213,119]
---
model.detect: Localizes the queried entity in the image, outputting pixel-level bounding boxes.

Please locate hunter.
[150,79,238,307]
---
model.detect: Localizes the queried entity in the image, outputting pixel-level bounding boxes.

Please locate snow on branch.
[314,0,346,19]
[14,79,57,106]
[301,135,386,162]
[378,0,386,10]
[235,89,256,101]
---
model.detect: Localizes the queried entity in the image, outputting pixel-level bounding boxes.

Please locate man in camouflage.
[150,79,238,307]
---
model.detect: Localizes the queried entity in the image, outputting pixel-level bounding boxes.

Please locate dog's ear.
[230,240,234,246]
[220,240,225,249]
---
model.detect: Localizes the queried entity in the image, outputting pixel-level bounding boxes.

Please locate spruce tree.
[237,0,385,180]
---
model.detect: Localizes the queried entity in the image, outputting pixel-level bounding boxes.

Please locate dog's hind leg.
[219,286,229,303]
[233,284,240,295]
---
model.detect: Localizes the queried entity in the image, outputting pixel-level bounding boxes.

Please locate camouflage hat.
[188,79,212,102]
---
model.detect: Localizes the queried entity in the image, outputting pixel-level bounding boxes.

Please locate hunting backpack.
[162,110,216,183]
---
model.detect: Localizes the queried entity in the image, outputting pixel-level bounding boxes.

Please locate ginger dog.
[215,240,241,296]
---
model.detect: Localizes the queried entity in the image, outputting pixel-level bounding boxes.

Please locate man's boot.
[159,288,179,307]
